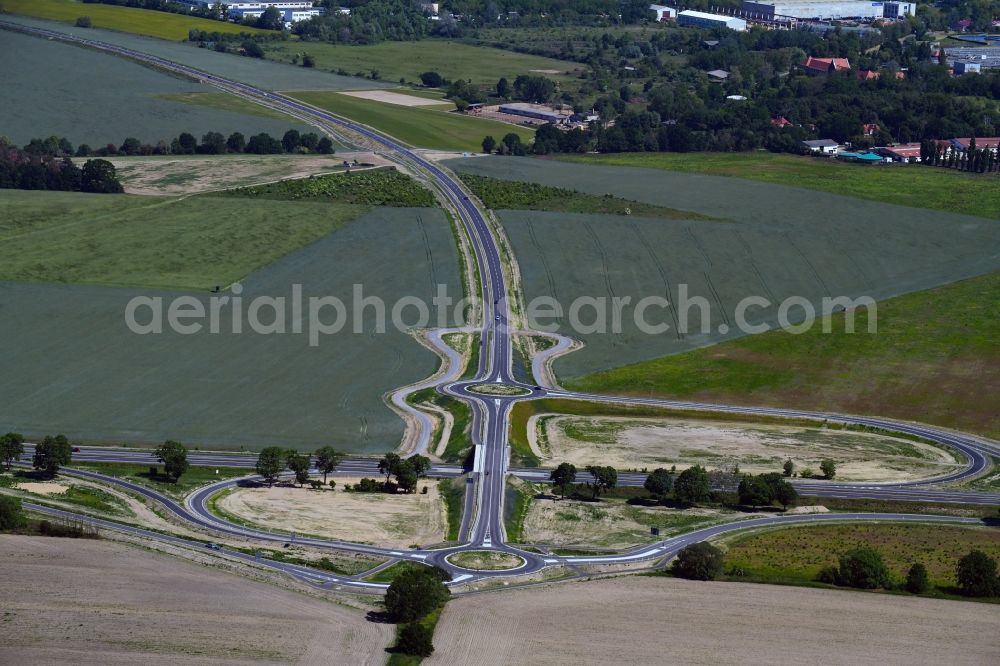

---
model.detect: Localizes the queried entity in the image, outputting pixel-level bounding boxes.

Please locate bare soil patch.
[16,481,67,495]
[217,478,446,548]
[430,576,1000,665]
[0,536,391,665]
[539,415,961,482]
[340,90,452,107]
[109,153,386,195]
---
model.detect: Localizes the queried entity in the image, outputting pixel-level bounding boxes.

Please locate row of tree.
[921,139,1000,174]
[0,433,73,478]
[88,130,334,158]
[254,446,344,486]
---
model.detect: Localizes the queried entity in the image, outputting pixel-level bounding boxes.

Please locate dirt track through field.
[1,536,391,665]
[430,576,1000,665]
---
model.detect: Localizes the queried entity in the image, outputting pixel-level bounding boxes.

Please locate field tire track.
[735,230,777,303]
[526,218,558,300]
[416,214,439,290]
[703,271,731,328]
[584,221,617,299]
[632,225,682,340]
[785,232,831,294]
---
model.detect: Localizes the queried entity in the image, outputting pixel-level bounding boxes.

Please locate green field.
[566,271,1000,439]
[457,173,706,220]
[70,462,251,500]
[1,30,310,146]
[0,190,366,290]
[222,168,436,207]
[555,152,1000,219]
[290,91,534,152]
[3,0,267,40]
[0,205,463,452]
[264,39,582,85]
[721,523,1000,591]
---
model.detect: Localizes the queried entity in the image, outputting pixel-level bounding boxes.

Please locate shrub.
[816,565,840,585]
[0,495,26,531]
[905,562,930,594]
[838,546,890,589]
[302,53,315,68]
[671,542,724,581]
[396,622,434,657]
[75,16,92,28]
[820,459,837,480]
[956,550,1000,597]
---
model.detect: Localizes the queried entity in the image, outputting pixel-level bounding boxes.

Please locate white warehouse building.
[677,10,748,31]
[741,0,915,20]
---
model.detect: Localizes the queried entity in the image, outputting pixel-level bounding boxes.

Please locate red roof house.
[770,116,792,128]
[803,56,851,75]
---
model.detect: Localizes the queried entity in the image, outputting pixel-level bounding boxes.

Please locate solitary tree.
[838,546,890,589]
[0,432,24,470]
[671,542,724,581]
[782,459,794,477]
[384,566,450,622]
[154,440,189,482]
[80,159,123,193]
[496,76,510,98]
[481,135,496,154]
[956,550,1000,597]
[644,468,674,502]
[255,447,285,485]
[905,562,930,594]
[674,465,711,505]
[585,465,617,500]
[286,450,311,487]
[820,459,837,480]
[420,71,444,88]
[313,446,343,483]
[378,453,402,484]
[32,435,72,478]
[255,6,284,30]
[550,462,577,499]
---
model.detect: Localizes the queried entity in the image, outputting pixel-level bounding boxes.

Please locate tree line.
[78,129,335,158]
[921,138,1000,173]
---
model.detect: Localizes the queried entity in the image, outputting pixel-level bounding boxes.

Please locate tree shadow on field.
[365,610,393,625]
[237,479,265,488]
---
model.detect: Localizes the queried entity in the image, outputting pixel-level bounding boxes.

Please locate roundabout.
[444,550,528,572]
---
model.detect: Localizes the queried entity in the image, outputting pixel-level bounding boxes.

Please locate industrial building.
[649,4,678,21]
[497,103,572,124]
[944,47,1000,73]
[741,0,914,20]
[677,10,748,31]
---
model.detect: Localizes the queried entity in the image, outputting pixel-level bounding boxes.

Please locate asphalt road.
[3,19,998,586]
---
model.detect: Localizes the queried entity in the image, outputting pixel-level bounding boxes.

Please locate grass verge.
[438,479,465,541]
[288,91,534,152]
[457,172,708,220]
[503,479,532,543]
[70,462,250,500]
[220,167,436,207]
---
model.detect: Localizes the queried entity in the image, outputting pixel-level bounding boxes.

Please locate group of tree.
[547,462,618,500]
[481,132,527,156]
[372,452,431,494]
[255,445,345,487]
[815,546,999,598]
[293,0,434,45]
[736,472,798,509]
[0,138,123,193]
[32,435,74,478]
[384,565,450,658]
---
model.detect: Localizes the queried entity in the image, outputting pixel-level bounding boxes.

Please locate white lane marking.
[451,574,473,583]
[412,554,428,560]
[389,551,403,556]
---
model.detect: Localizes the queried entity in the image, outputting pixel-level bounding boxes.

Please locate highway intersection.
[3,18,998,593]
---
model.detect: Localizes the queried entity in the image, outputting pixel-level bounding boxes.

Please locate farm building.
[950,137,1000,151]
[742,0,914,19]
[802,139,839,154]
[706,69,730,80]
[677,10,747,31]
[497,103,572,124]
[875,143,922,162]
[649,4,678,20]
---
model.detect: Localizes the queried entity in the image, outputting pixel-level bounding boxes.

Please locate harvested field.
[430,576,1000,665]
[1,15,384,92]
[341,89,452,107]
[523,494,747,549]
[0,30,310,146]
[0,536,390,665]
[537,415,962,482]
[445,157,1000,379]
[109,154,375,196]
[216,479,446,548]
[0,207,463,452]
